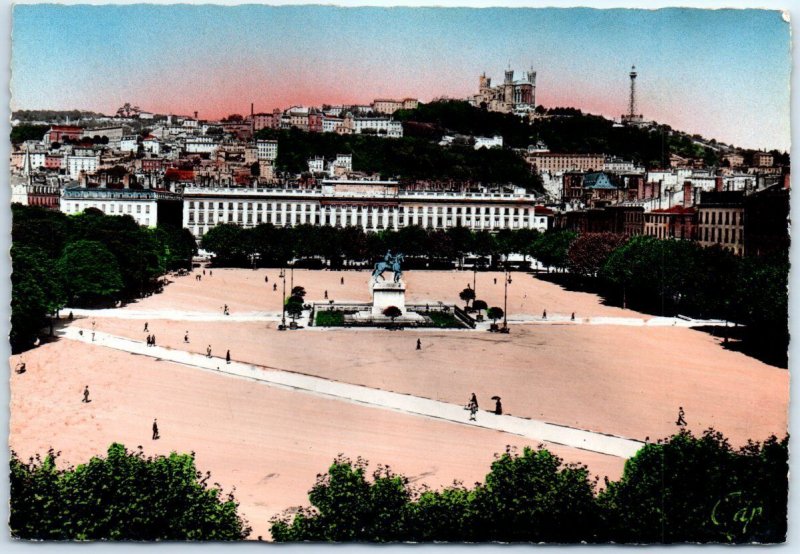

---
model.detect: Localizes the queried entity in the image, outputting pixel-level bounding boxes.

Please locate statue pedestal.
[370,279,406,316]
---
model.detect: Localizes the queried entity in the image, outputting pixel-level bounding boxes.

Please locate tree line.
[10,430,786,543]
[269,429,786,543]
[254,126,543,191]
[535,230,788,367]
[11,204,197,352]
[200,223,542,269]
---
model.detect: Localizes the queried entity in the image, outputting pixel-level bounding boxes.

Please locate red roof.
[143,135,157,141]
[50,125,83,132]
[651,206,695,214]
[534,205,555,215]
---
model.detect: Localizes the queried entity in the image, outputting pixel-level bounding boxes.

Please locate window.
[136,205,141,213]
[145,205,150,214]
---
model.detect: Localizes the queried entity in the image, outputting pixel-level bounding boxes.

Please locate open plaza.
[9,268,788,538]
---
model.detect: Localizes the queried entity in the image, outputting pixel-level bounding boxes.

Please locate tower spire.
[628,65,638,118]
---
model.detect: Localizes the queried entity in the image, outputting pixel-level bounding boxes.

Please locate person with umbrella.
[492,396,503,415]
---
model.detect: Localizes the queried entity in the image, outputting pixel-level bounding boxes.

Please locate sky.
[10,4,791,151]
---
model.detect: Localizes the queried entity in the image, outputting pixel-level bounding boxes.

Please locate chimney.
[715,176,724,192]
[683,181,693,207]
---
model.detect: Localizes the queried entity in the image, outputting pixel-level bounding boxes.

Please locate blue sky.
[11,5,791,150]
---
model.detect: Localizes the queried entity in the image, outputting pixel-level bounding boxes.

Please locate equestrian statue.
[372,250,404,283]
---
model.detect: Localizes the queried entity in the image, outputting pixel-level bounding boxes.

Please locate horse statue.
[372,252,404,283]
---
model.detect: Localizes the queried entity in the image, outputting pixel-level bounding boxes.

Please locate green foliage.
[56,240,123,307]
[472,299,488,311]
[255,126,541,191]
[531,230,578,271]
[270,456,412,542]
[598,430,788,543]
[487,306,504,322]
[469,446,599,542]
[383,306,402,321]
[567,232,629,278]
[425,311,462,328]
[458,287,476,307]
[271,430,787,543]
[315,310,347,326]
[11,124,50,145]
[200,223,249,266]
[10,444,251,540]
[291,286,307,298]
[285,300,303,321]
[11,245,65,351]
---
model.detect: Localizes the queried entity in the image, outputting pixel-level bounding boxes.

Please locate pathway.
[59,326,644,459]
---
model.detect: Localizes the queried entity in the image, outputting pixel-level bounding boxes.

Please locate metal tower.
[628,65,638,118]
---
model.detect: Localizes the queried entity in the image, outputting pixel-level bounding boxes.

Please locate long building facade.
[183,180,549,239]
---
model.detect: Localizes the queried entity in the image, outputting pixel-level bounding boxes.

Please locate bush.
[10,444,251,540]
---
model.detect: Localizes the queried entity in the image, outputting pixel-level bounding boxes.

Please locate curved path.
[59,326,643,459]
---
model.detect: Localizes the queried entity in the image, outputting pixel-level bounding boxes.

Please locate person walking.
[68,311,74,321]
[324,290,328,300]
[146,334,151,346]
[676,407,687,426]
[184,331,190,343]
[340,276,344,285]
[209,270,213,276]
[494,398,503,415]
[207,345,212,358]
[82,386,91,403]
[273,283,277,291]
[265,275,269,283]
[226,350,231,365]
[91,331,95,342]
[416,338,422,350]
[203,269,206,276]
[571,312,575,321]
[469,392,478,409]
[542,309,547,320]
[223,304,228,314]
[144,322,149,332]
[151,335,156,347]
[152,419,160,440]
[469,402,478,422]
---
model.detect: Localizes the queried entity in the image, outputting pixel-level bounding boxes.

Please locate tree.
[200,223,251,266]
[10,444,251,540]
[598,430,788,543]
[270,455,412,542]
[531,230,577,272]
[567,232,628,279]
[383,306,402,322]
[472,299,488,312]
[10,124,49,145]
[487,306,504,323]
[468,446,599,542]
[11,245,65,352]
[291,286,307,298]
[458,287,476,309]
[285,299,303,322]
[57,240,123,307]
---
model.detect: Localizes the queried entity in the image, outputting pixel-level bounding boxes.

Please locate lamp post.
[473,263,477,299]
[290,260,294,292]
[503,266,512,330]
[279,268,287,330]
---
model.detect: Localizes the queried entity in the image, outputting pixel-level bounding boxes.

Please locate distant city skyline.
[11,5,790,151]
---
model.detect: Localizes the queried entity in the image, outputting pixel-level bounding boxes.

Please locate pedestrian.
[78,329,83,336]
[184,331,189,343]
[82,386,90,403]
[203,269,206,276]
[494,398,503,415]
[340,276,344,285]
[273,283,277,291]
[15,360,26,374]
[68,311,74,321]
[152,419,160,440]
[469,403,478,422]
[542,309,547,320]
[265,275,269,283]
[144,322,149,332]
[223,304,229,315]
[226,350,231,364]
[571,312,575,321]
[676,407,687,426]
[146,334,151,346]
[209,270,213,276]
[207,345,212,358]
[151,335,156,347]
[494,277,497,285]
[416,338,422,350]
[469,392,478,409]
[324,290,328,299]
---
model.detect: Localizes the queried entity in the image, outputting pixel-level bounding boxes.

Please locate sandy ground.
[10,342,623,539]
[9,268,788,539]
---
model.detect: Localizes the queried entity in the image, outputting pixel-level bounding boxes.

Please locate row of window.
[702,227,743,245]
[63,201,150,214]
[186,200,532,216]
[701,209,741,226]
